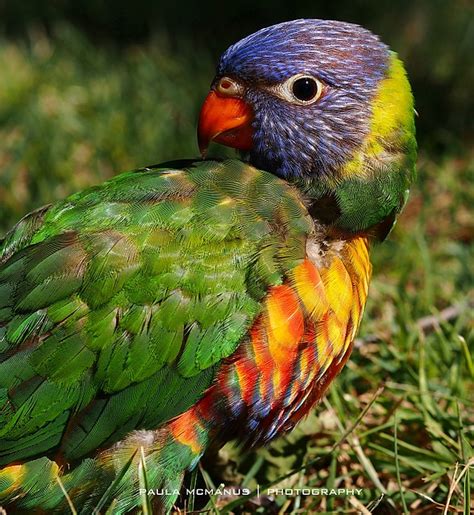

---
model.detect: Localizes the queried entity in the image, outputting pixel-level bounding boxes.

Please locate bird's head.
[198,19,417,236]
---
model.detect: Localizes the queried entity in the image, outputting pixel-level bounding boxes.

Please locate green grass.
[0,26,472,514]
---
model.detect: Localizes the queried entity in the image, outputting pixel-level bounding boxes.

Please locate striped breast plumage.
[169,233,372,451]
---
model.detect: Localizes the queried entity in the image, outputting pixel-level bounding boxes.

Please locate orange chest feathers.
[176,235,373,448]
[171,237,372,454]
[235,235,372,441]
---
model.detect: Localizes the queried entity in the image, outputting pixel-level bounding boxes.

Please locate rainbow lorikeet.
[0,19,416,513]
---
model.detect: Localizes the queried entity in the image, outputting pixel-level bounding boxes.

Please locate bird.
[0,18,416,514]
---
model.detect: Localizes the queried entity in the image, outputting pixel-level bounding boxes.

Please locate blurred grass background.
[0,1,472,513]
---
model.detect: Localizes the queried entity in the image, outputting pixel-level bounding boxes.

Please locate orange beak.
[198,90,254,157]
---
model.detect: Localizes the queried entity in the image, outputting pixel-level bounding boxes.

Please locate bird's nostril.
[217,77,244,97]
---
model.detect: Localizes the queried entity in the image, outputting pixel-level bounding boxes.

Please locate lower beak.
[198,91,254,157]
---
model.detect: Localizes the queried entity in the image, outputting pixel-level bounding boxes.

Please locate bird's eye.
[276,74,324,105]
[292,77,320,102]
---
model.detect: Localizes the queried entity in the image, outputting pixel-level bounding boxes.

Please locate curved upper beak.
[198,90,254,157]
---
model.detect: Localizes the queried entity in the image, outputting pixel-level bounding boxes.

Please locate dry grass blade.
[348,495,372,514]
[56,475,77,515]
[416,302,472,334]
[443,458,474,515]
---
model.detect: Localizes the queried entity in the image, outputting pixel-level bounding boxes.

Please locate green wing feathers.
[0,160,312,474]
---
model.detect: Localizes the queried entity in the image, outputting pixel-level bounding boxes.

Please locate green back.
[0,159,312,464]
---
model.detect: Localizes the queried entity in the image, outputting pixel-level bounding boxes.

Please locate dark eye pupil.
[292,77,318,101]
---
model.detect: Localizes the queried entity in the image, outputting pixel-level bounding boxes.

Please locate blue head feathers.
[216,19,391,181]
[208,19,416,235]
